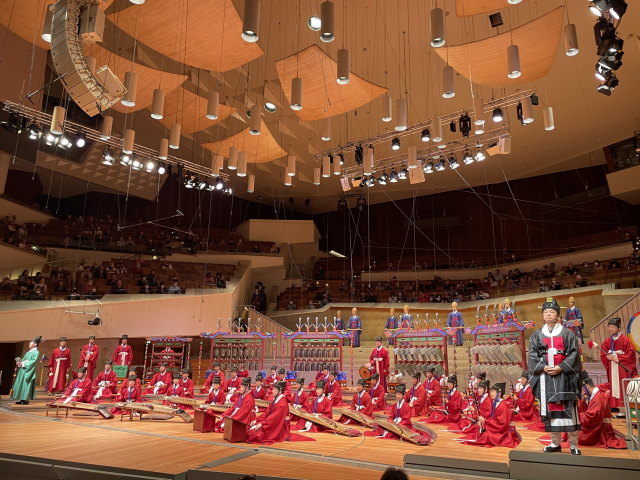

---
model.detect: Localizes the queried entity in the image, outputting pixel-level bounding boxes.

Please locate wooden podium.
[223,416,248,443]
[193,409,216,433]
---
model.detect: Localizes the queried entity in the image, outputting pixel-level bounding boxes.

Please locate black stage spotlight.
[355,145,364,165]
[459,113,471,137]
[391,137,401,150]
[421,128,430,142]
[378,171,388,185]
[492,108,503,122]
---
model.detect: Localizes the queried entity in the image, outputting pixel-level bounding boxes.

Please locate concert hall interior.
[0,1,640,480]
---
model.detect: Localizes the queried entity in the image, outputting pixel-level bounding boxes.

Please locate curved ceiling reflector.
[87,44,187,114]
[202,121,286,164]
[159,87,236,134]
[436,6,564,88]
[455,0,529,17]
[108,0,263,72]
[275,45,388,122]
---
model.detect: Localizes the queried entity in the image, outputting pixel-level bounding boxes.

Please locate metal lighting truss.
[314,88,537,161]
[3,101,230,182]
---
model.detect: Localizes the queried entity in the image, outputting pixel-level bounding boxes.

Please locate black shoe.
[544,445,562,453]
[22,401,29,405]
[571,447,581,455]
[14,401,23,405]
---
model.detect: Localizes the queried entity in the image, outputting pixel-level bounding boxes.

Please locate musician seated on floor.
[462,379,492,435]
[338,379,373,424]
[143,363,172,395]
[290,378,310,429]
[299,380,332,433]
[205,376,226,405]
[224,367,242,402]
[111,375,143,415]
[405,372,427,417]
[92,361,118,401]
[119,367,141,393]
[309,364,330,396]
[252,374,268,412]
[422,374,464,429]
[219,377,255,431]
[423,366,443,410]
[366,384,415,440]
[326,371,345,406]
[368,373,388,412]
[60,366,93,404]
[201,361,225,394]
[512,371,543,425]
[268,368,291,400]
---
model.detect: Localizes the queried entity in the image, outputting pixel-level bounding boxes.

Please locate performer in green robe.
[11,336,42,404]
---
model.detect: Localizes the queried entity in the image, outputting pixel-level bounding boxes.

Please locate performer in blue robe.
[335,311,349,346]
[385,308,399,345]
[564,296,584,344]
[348,307,362,347]
[400,305,414,329]
[447,302,464,346]
[498,299,516,324]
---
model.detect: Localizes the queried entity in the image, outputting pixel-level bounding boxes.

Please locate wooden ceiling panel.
[455,0,529,17]
[87,44,188,114]
[0,0,52,50]
[107,0,263,72]
[159,87,235,134]
[275,45,388,122]
[202,121,286,164]
[436,7,564,88]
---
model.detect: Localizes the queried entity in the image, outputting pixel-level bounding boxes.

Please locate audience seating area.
[0,256,236,301]
[278,252,640,310]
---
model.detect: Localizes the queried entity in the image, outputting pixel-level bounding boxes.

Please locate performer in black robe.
[528,297,582,455]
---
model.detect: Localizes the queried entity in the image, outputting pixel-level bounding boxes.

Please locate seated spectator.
[132,262,143,274]
[148,274,158,287]
[17,270,30,285]
[388,292,398,303]
[287,300,297,310]
[17,286,28,300]
[466,279,476,290]
[111,280,127,294]
[35,278,47,293]
[105,262,117,273]
[543,266,554,278]
[550,278,562,290]
[321,293,331,307]
[625,255,638,269]
[375,282,384,291]
[82,279,95,294]
[67,287,80,299]
[306,299,315,309]
[138,275,148,287]
[161,257,173,269]
[204,272,215,283]
[269,243,278,253]
[106,274,117,286]
[316,265,325,280]
[494,269,503,281]
[168,280,181,294]
[0,277,12,291]
[476,289,490,300]
[469,260,478,268]
[417,291,429,303]
[116,237,126,248]
[80,266,92,280]
[28,287,45,300]
[253,244,260,253]
[537,281,549,293]
[397,291,406,303]
[339,281,349,291]
[53,280,68,293]
[581,261,593,273]
[54,266,67,278]
[441,260,449,269]
[94,265,107,279]
[565,262,578,276]
[308,282,318,291]
[608,258,621,269]
[140,282,152,294]
[506,278,516,289]
[575,274,587,287]
[291,284,298,293]
[215,272,226,289]
[23,278,35,291]
[481,260,488,268]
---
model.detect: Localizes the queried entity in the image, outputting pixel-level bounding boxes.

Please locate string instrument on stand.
[291,406,362,436]
[371,417,432,445]
[46,400,114,419]
[333,407,377,428]
[115,402,193,422]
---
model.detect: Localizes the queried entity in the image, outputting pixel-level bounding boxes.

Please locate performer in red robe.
[423,366,443,412]
[365,384,424,441]
[368,373,388,412]
[47,337,72,394]
[201,362,225,394]
[370,336,390,392]
[112,335,133,367]
[92,361,118,401]
[338,379,373,424]
[224,367,242,402]
[237,362,249,378]
[111,376,142,414]
[538,371,626,450]
[458,382,521,448]
[164,373,195,410]
[118,368,140,394]
[325,371,346,406]
[252,374,268,413]
[247,381,315,445]
[59,367,92,403]
[77,336,99,380]
[264,365,278,387]
[290,378,310,429]
[309,365,330,397]
[205,377,226,405]
[513,371,545,431]
[178,369,195,398]
[160,346,175,366]
[143,364,172,395]
[461,379,492,435]
[598,317,638,411]
[268,368,292,400]
[298,381,333,433]
[421,375,465,429]
[219,377,256,431]
[405,372,427,417]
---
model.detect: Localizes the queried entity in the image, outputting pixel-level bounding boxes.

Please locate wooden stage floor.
[0,396,638,480]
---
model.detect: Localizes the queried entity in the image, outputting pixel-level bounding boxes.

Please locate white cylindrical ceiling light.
[395,98,407,131]
[564,24,579,56]
[314,167,321,185]
[430,8,445,47]
[473,97,485,125]
[364,147,374,175]
[100,115,113,140]
[50,106,65,134]
[522,96,534,124]
[42,6,53,42]
[291,77,303,110]
[337,48,350,84]
[543,107,554,130]
[249,104,261,135]
[237,151,248,177]
[333,158,341,175]
[507,45,521,79]
[228,146,238,170]
[382,95,392,122]
[151,88,165,119]
[320,1,334,42]
[322,155,331,177]
[442,65,455,98]
[287,155,296,176]
[212,154,224,176]
[242,0,260,43]
[437,127,446,149]
[84,56,96,73]
[247,175,256,193]
[121,71,138,107]
[284,168,292,186]
[158,138,169,160]
[321,118,331,141]
[432,117,443,143]
[169,123,181,149]
[123,129,135,154]
[207,91,220,119]
[408,146,417,169]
